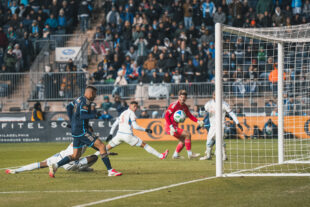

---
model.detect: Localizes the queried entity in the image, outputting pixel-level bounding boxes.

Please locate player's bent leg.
[172,128,185,159]
[78,155,98,171]
[93,139,122,176]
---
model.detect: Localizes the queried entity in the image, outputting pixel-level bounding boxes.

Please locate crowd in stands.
[89,0,310,90]
[0,0,94,73]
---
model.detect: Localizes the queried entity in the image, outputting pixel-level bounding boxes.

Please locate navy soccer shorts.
[73,132,98,148]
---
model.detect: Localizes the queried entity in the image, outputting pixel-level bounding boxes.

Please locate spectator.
[58,9,67,30]
[134,35,148,66]
[260,11,272,27]
[12,44,22,72]
[112,68,127,97]
[236,107,245,117]
[78,1,90,33]
[98,110,113,121]
[106,6,120,25]
[202,0,216,19]
[303,0,310,18]
[172,68,183,84]
[183,0,193,29]
[291,0,302,15]
[256,0,274,20]
[272,7,285,27]
[263,118,278,139]
[31,102,44,121]
[213,6,226,24]
[150,70,161,84]
[139,109,150,118]
[4,46,17,72]
[269,63,286,94]
[45,14,58,31]
[229,0,244,19]
[143,53,157,74]
[92,65,106,83]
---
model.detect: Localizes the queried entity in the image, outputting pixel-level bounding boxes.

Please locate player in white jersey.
[5,142,98,174]
[200,92,243,161]
[105,101,169,160]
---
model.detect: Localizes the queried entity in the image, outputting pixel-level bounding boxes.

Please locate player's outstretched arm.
[132,120,148,132]
[228,111,243,131]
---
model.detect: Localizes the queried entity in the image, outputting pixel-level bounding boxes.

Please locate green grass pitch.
[1,141,310,207]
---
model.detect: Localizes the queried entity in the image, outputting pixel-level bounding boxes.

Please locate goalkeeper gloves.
[198,120,204,127]
[169,125,176,136]
[106,134,113,142]
[237,123,243,131]
[145,128,153,133]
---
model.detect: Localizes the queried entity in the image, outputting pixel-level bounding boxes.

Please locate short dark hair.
[130,101,138,105]
[86,85,97,91]
[178,89,187,96]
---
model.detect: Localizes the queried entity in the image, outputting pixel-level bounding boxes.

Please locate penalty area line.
[73,176,217,207]
[0,190,142,194]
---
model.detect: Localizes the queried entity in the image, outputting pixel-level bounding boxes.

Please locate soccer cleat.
[172,155,185,159]
[199,155,212,160]
[48,163,58,178]
[188,153,201,159]
[160,149,169,160]
[108,169,122,176]
[5,169,16,174]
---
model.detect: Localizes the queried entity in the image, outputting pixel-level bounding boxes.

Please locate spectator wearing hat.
[31,102,44,121]
[4,46,17,72]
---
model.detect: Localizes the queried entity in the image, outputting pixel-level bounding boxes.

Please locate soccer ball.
[173,110,186,123]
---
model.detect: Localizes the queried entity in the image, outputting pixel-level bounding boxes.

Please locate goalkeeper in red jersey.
[164,90,204,159]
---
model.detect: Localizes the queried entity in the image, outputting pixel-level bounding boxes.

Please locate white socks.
[206,147,212,159]
[144,144,162,159]
[187,150,192,157]
[78,157,88,166]
[15,162,40,173]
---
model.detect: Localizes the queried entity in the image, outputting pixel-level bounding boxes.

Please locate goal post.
[215,23,310,177]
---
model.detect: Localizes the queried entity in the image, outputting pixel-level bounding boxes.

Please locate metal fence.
[0,73,30,111]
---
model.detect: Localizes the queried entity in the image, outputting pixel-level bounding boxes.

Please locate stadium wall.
[1,117,310,143]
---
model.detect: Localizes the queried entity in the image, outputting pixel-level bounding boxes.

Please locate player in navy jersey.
[49,86,122,177]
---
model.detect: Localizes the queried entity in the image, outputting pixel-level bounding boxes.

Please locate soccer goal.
[215,23,310,177]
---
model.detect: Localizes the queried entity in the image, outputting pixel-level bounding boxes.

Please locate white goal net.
[215,23,310,177]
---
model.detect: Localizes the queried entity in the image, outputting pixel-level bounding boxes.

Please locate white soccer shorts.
[109,132,142,147]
